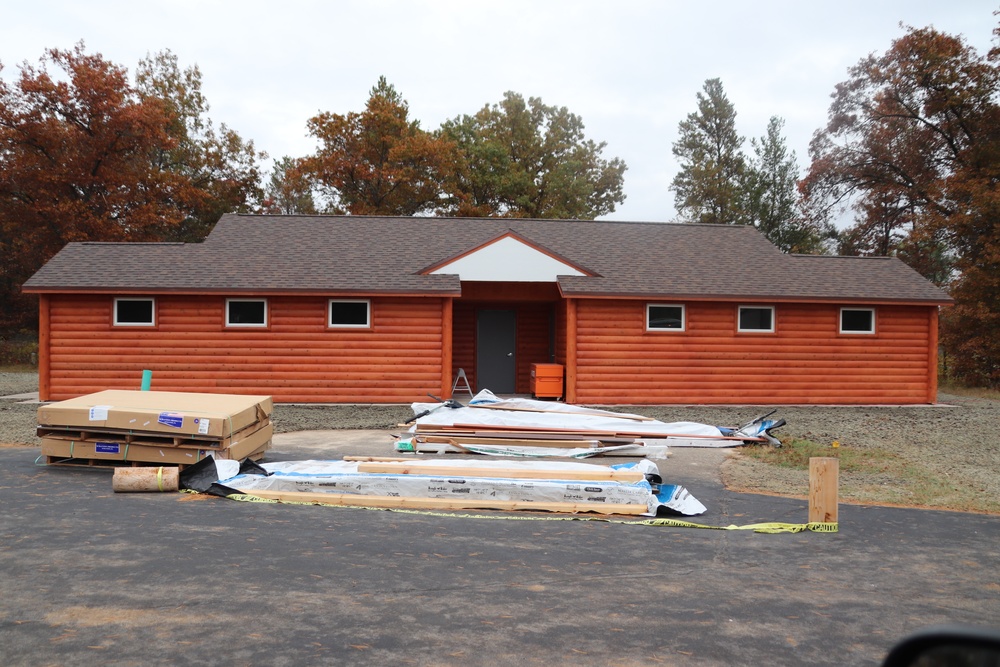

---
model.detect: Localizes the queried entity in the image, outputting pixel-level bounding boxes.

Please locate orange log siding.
[43,294,448,403]
[570,299,938,405]
[451,304,477,392]
[40,292,940,405]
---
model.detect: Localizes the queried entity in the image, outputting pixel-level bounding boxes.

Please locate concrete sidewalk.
[1,431,998,666]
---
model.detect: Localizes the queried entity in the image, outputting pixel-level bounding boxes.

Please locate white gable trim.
[428,235,586,282]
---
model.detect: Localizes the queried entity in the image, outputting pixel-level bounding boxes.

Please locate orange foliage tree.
[298,77,457,216]
[0,44,264,331]
[0,45,191,329]
[801,22,1000,387]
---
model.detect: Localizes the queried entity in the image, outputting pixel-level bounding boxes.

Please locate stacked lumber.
[38,390,273,469]
[406,421,650,455]
[213,458,678,515]
[399,391,784,455]
[399,400,675,457]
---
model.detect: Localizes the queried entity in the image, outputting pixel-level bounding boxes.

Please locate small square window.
[329,299,370,328]
[840,308,875,334]
[226,299,267,327]
[114,298,155,326]
[647,304,685,331]
[738,306,774,332]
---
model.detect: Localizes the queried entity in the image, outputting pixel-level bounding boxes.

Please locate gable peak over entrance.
[422,231,591,282]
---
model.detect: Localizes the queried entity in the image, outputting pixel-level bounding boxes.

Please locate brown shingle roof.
[22,214,952,304]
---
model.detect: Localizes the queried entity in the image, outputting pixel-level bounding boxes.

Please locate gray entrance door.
[476,310,516,393]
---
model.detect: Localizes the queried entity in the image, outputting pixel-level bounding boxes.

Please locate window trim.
[113,297,156,327]
[737,305,775,333]
[646,303,686,332]
[328,298,371,329]
[225,298,268,328]
[839,307,876,335]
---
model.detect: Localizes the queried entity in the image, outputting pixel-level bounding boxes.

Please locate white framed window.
[114,298,155,326]
[738,305,775,333]
[646,304,685,331]
[840,307,875,334]
[226,298,267,327]
[329,299,371,328]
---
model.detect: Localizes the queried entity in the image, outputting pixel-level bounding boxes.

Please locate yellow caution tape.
[211,492,837,533]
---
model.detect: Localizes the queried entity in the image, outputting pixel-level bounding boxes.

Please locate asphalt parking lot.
[1,430,998,666]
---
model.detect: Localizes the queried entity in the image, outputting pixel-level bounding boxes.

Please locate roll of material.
[112,466,179,493]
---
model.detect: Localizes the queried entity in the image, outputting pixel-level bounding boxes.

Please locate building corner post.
[928,306,940,404]
[38,294,51,401]
[565,298,577,404]
[442,297,453,399]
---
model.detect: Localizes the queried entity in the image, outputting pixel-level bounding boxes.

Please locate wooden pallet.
[37,418,270,450]
[44,448,266,471]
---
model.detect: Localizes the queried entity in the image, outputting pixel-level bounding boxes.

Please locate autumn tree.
[0,45,192,329]
[135,50,265,241]
[671,78,748,225]
[299,77,456,216]
[802,22,1000,387]
[0,44,266,331]
[439,92,626,219]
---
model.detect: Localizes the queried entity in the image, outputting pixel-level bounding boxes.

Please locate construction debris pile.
[37,390,273,468]
[35,387,787,518]
[396,390,784,457]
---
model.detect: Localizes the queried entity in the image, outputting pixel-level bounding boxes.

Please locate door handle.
[507,352,513,357]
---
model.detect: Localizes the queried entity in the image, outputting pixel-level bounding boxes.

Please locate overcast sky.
[2,1,995,222]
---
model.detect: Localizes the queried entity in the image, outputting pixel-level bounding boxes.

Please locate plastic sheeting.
[210,458,707,516]
[408,390,783,447]
[411,390,724,438]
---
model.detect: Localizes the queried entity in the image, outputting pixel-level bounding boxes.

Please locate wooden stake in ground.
[808,457,839,524]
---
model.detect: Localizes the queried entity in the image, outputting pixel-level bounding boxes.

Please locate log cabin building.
[23,214,952,404]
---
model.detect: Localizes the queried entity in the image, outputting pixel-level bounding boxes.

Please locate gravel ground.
[3,371,997,512]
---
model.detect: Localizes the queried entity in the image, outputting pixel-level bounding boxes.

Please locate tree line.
[3,16,1000,387]
[671,21,1000,388]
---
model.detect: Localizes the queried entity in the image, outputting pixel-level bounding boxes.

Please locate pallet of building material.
[41,424,273,469]
[236,490,649,515]
[37,390,272,440]
[416,434,610,449]
[407,391,785,447]
[355,460,648,481]
[37,416,272,450]
[412,427,640,445]
[397,436,660,459]
[204,458,705,516]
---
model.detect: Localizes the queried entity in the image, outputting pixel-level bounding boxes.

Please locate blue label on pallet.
[157,412,184,429]
[95,442,121,454]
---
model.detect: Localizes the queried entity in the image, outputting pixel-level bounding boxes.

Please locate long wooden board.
[468,403,655,422]
[234,489,648,515]
[356,462,646,481]
[342,456,415,462]
[421,422,757,442]
[416,435,609,449]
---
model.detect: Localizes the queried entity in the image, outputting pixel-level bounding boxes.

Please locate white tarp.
[408,389,763,448]
[396,437,669,459]
[411,390,725,440]
[214,458,706,516]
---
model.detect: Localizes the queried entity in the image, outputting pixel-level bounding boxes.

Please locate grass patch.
[938,381,1000,401]
[739,438,1000,514]
[741,438,899,474]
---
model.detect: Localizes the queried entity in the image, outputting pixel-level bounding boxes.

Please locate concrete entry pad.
[1,431,998,666]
